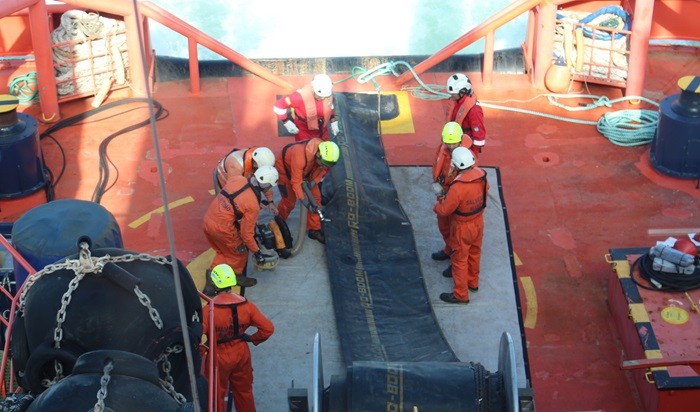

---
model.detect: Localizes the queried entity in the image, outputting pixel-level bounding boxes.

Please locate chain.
[157,345,186,405]
[54,271,86,347]
[134,285,164,329]
[40,360,65,389]
[92,361,114,412]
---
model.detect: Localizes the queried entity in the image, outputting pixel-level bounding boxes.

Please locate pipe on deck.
[626,0,654,99]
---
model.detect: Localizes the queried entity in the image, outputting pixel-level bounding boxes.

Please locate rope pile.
[51,10,129,96]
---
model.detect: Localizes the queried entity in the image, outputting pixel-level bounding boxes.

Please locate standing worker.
[203,166,279,289]
[445,73,486,158]
[214,146,278,214]
[274,74,340,142]
[274,138,340,244]
[433,147,489,304]
[431,122,473,261]
[202,264,274,412]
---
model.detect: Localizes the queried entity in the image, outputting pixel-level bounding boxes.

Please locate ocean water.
[146,0,527,59]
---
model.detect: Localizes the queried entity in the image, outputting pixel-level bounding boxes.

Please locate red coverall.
[446,93,486,157]
[202,292,274,412]
[274,138,329,231]
[274,83,334,141]
[215,147,274,204]
[433,166,489,301]
[432,138,474,256]
[203,176,262,274]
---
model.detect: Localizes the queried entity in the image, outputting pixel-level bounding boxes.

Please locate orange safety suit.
[274,84,334,142]
[431,138,473,256]
[215,147,274,204]
[274,138,329,231]
[433,167,489,301]
[202,292,274,412]
[203,176,262,274]
[446,93,485,156]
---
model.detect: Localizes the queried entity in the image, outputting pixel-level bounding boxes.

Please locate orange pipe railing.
[394,0,545,87]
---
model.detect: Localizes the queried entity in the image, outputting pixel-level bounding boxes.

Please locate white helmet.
[451,147,475,170]
[446,73,472,96]
[254,165,279,188]
[252,147,275,167]
[311,74,333,98]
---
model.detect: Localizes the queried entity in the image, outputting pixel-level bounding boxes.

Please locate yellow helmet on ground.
[211,264,237,289]
[318,141,340,167]
[442,122,463,144]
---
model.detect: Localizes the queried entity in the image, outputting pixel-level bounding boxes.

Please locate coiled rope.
[8,72,40,105]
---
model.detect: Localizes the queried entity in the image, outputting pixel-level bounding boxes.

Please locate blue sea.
[147,0,527,59]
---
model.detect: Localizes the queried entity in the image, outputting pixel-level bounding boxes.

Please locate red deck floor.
[8,49,700,411]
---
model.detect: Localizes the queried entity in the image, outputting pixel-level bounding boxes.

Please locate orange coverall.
[203,292,274,412]
[215,147,274,204]
[432,138,473,256]
[274,84,334,141]
[203,176,262,274]
[274,138,329,231]
[433,167,489,301]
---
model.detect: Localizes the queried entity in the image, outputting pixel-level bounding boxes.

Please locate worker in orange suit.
[433,147,489,304]
[445,73,486,158]
[273,74,340,142]
[430,122,473,262]
[202,264,274,412]
[214,146,278,214]
[274,138,340,244]
[203,166,279,289]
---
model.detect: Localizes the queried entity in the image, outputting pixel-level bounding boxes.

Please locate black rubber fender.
[72,350,161,386]
[23,340,85,395]
[9,313,30,386]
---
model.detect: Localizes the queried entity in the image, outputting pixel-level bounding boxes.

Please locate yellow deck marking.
[520,276,538,329]
[187,248,215,292]
[513,252,522,266]
[128,196,195,229]
[380,91,415,134]
[628,303,650,323]
[613,259,630,279]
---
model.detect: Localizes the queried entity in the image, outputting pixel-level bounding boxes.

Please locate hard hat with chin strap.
[211,264,237,289]
[446,73,472,96]
[442,122,463,144]
[318,141,340,166]
[451,147,475,170]
[254,165,279,188]
[311,74,333,98]
[252,147,275,167]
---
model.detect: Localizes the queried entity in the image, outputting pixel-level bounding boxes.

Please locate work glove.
[431,182,445,197]
[254,251,266,264]
[330,120,340,136]
[283,120,299,135]
[240,333,252,342]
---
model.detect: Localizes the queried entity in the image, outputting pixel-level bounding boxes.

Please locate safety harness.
[281,140,310,181]
[452,170,488,217]
[219,183,262,227]
[215,301,247,344]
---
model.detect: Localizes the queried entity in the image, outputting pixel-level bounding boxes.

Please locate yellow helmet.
[442,122,463,144]
[211,264,237,289]
[318,141,340,167]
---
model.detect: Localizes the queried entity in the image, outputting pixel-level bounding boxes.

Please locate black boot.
[431,249,450,261]
[442,265,453,278]
[308,229,325,244]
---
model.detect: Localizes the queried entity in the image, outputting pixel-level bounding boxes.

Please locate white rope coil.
[51,10,129,97]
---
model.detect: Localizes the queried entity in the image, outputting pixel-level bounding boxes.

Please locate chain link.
[134,285,164,330]
[157,345,186,405]
[93,361,114,412]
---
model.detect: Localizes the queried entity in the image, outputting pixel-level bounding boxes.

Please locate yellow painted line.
[629,303,650,323]
[645,349,667,372]
[380,91,415,134]
[187,248,216,292]
[678,75,700,93]
[613,259,630,279]
[520,276,537,329]
[128,196,195,229]
[513,251,523,266]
